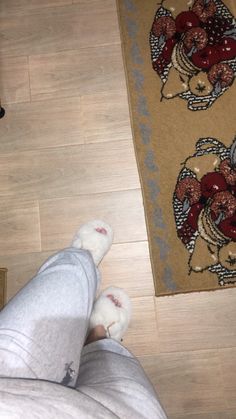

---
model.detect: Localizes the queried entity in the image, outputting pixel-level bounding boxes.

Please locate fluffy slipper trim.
[72,220,113,265]
[89,287,132,341]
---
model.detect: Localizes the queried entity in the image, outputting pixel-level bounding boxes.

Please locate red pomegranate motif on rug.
[150,0,236,110]
[173,137,236,285]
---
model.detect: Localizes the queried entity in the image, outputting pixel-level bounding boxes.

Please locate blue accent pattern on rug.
[124,0,178,292]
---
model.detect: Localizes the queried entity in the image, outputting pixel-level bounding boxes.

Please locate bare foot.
[85,325,107,345]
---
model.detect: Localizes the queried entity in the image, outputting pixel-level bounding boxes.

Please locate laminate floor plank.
[100,241,155,297]
[170,412,235,419]
[39,189,147,251]
[219,348,236,410]
[29,45,126,101]
[124,296,159,357]
[156,289,236,353]
[0,251,52,300]
[139,350,226,416]
[0,90,132,152]
[0,0,73,16]
[0,56,30,105]
[1,0,235,416]
[0,200,41,256]
[1,241,153,300]
[81,90,132,144]
[0,1,119,57]
[0,97,83,153]
[0,140,139,200]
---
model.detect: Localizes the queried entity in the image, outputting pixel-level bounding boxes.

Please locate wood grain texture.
[219,348,236,410]
[100,241,154,297]
[139,350,226,416]
[0,97,83,153]
[0,91,131,152]
[2,241,153,301]
[72,0,108,3]
[124,296,159,356]
[156,289,236,353]
[1,0,236,415]
[0,0,73,16]
[39,189,147,251]
[0,251,52,300]
[0,1,119,57]
[170,412,235,419]
[29,45,126,101]
[0,200,41,256]
[0,140,139,200]
[0,56,30,104]
[0,269,7,309]
[81,90,132,144]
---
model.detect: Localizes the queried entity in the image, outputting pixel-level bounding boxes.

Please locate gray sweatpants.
[0,248,167,418]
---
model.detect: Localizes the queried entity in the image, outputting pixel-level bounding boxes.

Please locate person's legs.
[0,248,99,386]
[75,278,167,417]
[76,339,167,419]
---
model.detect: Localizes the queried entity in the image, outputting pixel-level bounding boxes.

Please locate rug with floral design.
[117,0,236,295]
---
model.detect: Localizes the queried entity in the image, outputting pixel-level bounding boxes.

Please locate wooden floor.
[0,1,236,417]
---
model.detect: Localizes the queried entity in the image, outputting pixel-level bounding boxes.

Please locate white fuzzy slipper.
[72,220,113,265]
[89,287,132,341]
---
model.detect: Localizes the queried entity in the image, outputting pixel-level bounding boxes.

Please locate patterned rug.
[117,0,236,296]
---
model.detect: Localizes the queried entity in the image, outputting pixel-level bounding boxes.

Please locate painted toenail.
[107,294,122,308]
[95,227,107,235]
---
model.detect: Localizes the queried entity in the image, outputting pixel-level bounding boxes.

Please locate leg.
[76,340,167,419]
[77,281,166,417]
[0,248,99,386]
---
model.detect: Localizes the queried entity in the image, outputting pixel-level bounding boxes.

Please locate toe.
[107,294,122,308]
[95,227,107,235]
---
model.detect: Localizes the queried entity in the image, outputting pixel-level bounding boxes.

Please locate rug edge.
[116,0,162,297]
